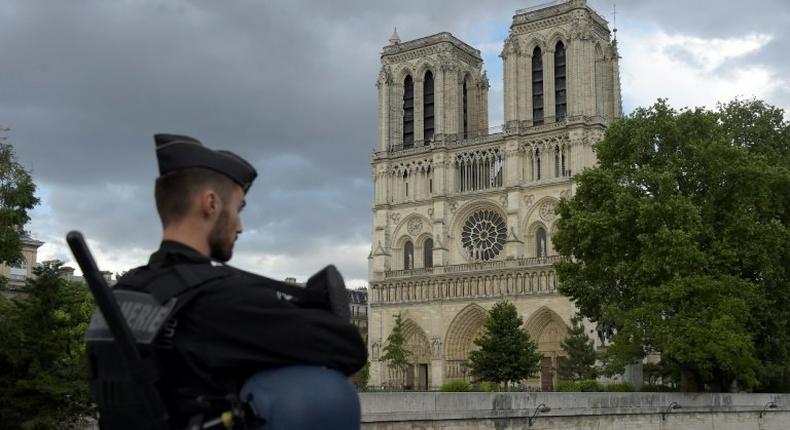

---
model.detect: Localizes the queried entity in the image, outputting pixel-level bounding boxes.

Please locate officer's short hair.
[154,167,238,227]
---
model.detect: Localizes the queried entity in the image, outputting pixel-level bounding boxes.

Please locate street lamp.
[661,401,681,421]
[760,401,778,419]
[528,403,551,427]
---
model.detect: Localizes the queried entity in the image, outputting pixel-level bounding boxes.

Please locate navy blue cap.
[154,134,257,193]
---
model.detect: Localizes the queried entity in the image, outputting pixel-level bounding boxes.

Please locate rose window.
[461,210,506,261]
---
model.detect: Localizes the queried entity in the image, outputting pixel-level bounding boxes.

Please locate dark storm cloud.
[4,0,525,280]
[5,0,788,280]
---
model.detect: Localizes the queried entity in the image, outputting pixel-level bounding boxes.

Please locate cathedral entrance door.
[417,364,429,390]
[540,356,554,391]
[405,365,415,389]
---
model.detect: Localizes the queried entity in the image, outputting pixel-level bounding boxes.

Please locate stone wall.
[360,392,790,429]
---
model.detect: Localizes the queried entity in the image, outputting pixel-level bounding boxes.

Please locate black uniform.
[85,134,366,428]
[107,241,366,426]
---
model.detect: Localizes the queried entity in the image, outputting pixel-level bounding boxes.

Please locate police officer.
[90,134,366,429]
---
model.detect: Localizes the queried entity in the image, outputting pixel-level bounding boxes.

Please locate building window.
[532,47,544,125]
[423,238,433,268]
[536,227,547,257]
[404,241,414,269]
[561,148,567,176]
[9,258,27,277]
[423,71,434,141]
[403,75,414,148]
[555,41,567,121]
[535,148,541,180]
[555,145,560,178]
[461,210,507,261]
[462,79,469,139]
[456,149,503,192]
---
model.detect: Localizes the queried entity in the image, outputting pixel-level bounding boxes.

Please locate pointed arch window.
[535,148,542,181]
[555,41,567,121]
[403,75,414,148]
[404,240,414,269]
[423,71,434,142]
[536,227,547,257]
[423,238,433,268]
[554,145,561,178]
[532,47,544,125]
[462,79,469,138]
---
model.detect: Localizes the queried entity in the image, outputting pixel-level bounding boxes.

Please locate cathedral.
[367,0,622,390]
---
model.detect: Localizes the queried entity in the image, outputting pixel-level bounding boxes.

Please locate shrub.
[440,381,470,392]
[639,384,677,392]
[605,382,635,392]
[557,381,581,392]
[578,379,603,392]
[471,382,497,392]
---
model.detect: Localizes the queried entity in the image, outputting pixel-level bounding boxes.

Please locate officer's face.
[208,186,245,262]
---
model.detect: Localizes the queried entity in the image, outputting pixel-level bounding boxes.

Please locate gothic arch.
[415,62,435,79]
[395,66,415,83]
[524,306,569,354]
[547,32,568,51]
[522,37,545,56]
[444,303,487,361]
[522,196,560,234]
[402,318,431,363]
[392,213,432,240]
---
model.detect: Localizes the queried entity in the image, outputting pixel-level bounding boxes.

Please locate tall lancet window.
[404,240,414,269]
[423,238,433,268]
[423,71,434,142]
[535,148,542,180]
[554,145,561,178]
[555,41,567,121]
[532,46,544,125]
[403,75,414,148]
[462,79,469,138]
[536,227,547,257]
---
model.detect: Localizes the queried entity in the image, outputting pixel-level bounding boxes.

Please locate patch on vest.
[86,291,177,344]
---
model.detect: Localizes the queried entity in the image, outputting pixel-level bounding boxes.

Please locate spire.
[612,3,618,42]
[389,27,401,45]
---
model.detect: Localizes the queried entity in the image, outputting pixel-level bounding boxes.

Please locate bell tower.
[502,0,621,129]
[376,31,489,153]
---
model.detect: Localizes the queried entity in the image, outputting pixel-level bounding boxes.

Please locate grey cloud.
[6,0,789,282]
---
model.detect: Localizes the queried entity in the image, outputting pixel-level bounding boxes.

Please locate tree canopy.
[468,301,540,387]
[381,313,410,372]
[0,136,40,266]
[0,262,95,429]
[559,314,598,381]
[554,99,790,391]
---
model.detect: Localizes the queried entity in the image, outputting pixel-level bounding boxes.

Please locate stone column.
[435,65,445,138]
[414,77,424,144]
[544,48,556,123]
[518,48,530,123]
[376,79,388,152]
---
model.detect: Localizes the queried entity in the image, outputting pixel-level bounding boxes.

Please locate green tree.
[0,134,40,265]
[559,314,598,381]
[468,301,540,388]
[381,313,410,380]
[554,99,790,392]
[0,262,95,429]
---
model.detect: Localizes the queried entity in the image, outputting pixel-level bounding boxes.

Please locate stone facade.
[368,0,621,390]
[0,233,44,297]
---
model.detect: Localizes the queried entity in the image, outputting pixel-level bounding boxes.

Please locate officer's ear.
[197,188,221,220]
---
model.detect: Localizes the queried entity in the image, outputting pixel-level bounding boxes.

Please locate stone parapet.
[360,392,790,429]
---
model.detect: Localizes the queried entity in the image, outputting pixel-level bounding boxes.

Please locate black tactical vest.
[85,264,230,429]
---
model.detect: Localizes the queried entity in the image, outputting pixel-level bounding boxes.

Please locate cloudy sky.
[3,0,788,287]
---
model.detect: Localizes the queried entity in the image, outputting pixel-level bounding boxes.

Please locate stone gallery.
[367,0,622,389]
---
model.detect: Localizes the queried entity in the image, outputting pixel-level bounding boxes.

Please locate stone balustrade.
[371,256,564,305]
